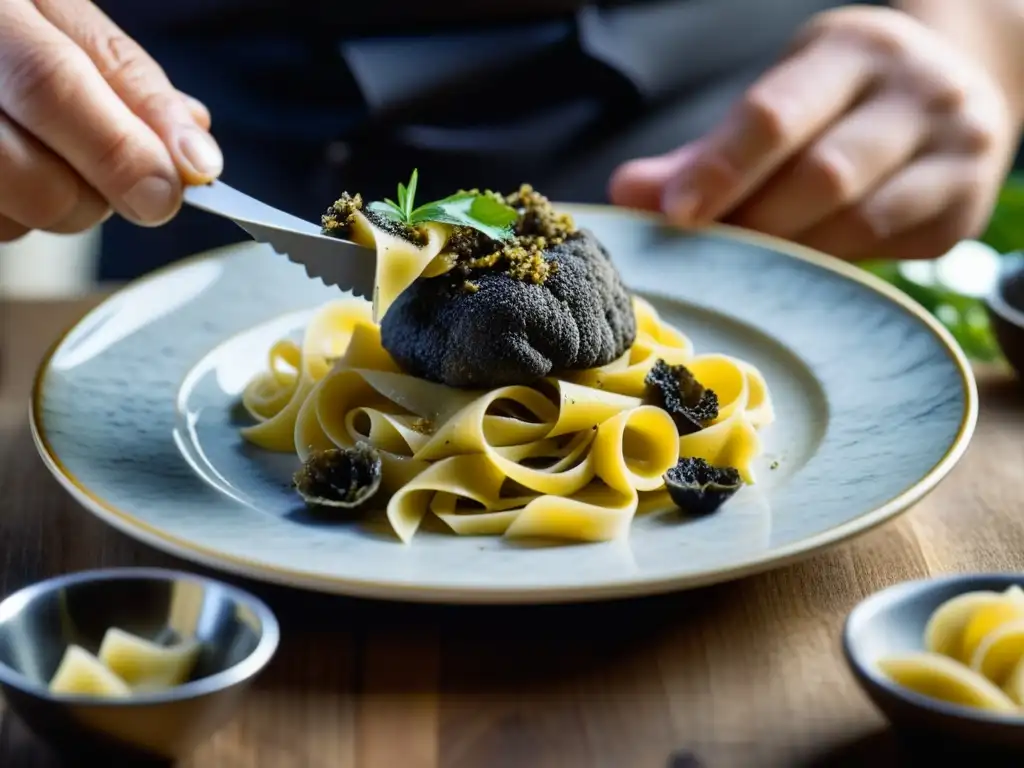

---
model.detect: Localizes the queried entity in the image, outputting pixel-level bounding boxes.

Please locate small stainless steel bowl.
[844,573,1024,755]
[985,256,1024,381]
[0,567,280,764]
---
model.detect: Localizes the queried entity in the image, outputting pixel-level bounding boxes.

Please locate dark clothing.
[95,0,874,279]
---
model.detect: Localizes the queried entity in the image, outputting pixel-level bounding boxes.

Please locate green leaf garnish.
[403,170,418,221]
[368,169,518,241]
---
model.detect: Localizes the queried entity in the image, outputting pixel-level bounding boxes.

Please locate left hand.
[608,5,1018,260]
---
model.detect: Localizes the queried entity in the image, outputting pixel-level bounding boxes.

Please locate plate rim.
[28,207,979,603]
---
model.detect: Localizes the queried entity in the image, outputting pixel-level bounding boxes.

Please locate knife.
[182,180,376,299]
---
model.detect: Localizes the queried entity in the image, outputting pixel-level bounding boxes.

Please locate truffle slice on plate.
[664,457,743,515]
[644,359,719,435]
[293,443,383,509]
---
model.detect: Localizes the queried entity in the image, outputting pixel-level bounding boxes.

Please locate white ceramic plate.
[31,207,977,603]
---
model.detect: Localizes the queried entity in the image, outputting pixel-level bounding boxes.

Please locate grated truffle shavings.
[443,184,577,285]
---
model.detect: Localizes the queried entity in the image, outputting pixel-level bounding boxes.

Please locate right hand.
[0,0,223,242]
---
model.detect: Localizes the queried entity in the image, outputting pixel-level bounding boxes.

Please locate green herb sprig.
[367,169,519,242]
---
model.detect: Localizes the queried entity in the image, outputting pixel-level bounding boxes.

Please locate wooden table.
[0,296,1022,768]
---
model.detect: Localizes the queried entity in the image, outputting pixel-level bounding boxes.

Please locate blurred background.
[0,0,878,296]
[2,0,1023,364]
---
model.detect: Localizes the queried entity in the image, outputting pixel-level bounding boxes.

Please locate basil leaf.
[413,198,514,241]
[411,192,517,241]
[367,172,519,240]
[421,191,475,206]
[469,195,518,229]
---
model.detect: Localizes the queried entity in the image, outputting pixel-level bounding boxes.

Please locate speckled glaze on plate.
[30,207,977,603]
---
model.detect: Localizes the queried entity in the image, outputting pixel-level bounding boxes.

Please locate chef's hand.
[0,0,222,241]
[609,5,1017,260]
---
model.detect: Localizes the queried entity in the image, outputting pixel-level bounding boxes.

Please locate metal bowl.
[844,573,1024,757]
[0,567,279,764]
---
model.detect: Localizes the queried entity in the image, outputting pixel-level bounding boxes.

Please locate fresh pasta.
[238,177,775,544]
[240,291,773,542]
[879,585,1024,712]
[49,627,200,698]
[341,210,453,321]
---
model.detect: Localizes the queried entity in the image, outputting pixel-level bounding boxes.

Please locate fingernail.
[123,176,177,224]
[177,126,223,179]
[664,189,702,224]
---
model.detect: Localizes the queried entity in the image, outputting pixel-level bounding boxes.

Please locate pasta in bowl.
[237,173,775,544]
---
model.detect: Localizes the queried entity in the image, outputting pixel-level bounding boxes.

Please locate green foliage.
[367,169,518,241]
[859,173,1024,361]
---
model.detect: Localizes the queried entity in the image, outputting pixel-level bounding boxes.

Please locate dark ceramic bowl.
[844,573,1024,755]
[986,257,1024,380]
[0,568,279,764]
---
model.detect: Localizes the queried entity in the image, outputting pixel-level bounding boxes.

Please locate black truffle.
[293,443,383,509]
[664,457,742,515]
[380,229,637,388]
[644,359,719,435]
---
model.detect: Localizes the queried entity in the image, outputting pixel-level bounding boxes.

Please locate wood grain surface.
[0,297,1022,768]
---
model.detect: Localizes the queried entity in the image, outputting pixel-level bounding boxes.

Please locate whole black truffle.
[293,443,382,509]
[663,457,743,515]
[380,230,637,388]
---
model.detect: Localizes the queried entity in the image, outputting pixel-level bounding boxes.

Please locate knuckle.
[808,7,924,63]
[850,206,891,245]
[907,204,977,259]
[955,112,998,154]
[90,128,177,217]
[805,6,902,43]
[939,80,969,112]
[47,196,112,234]
[0,119,79,228]
[19,191,78,230]
[87,30,154,87]
[132,89,185,125]
[0,118,23,169]
[861,26,908,59]
[93,130,146,194]
[83,30,175,113]
[801,147,858,206]
[737,89,791,150]
[820,17,907,59]
[11,172,79,228]
[0,43,82,125]
[920,73,969,114]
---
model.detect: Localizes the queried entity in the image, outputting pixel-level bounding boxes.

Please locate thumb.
[608,144,701,213]
[35,0,223,185]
